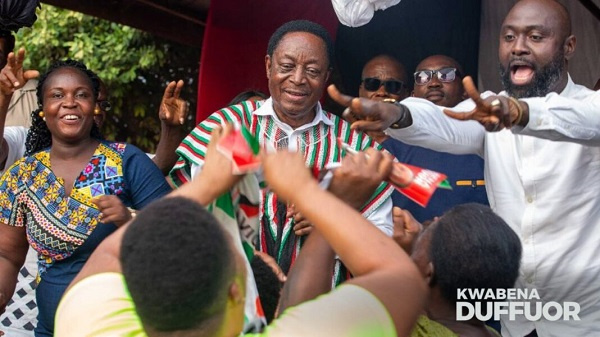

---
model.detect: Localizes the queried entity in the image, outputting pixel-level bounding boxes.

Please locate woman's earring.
[94,107,101,115]
[39,111,46,121]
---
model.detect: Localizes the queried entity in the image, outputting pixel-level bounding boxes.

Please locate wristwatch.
[385,100,408,129]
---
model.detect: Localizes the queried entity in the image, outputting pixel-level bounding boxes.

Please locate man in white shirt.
[329,0,600,336]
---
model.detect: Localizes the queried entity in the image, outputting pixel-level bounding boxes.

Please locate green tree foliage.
[15,5,199,152]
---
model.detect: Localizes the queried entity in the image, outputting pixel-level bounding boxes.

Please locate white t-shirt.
[1,126,28,174]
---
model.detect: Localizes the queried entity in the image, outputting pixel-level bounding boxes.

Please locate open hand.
[159,80,188,126]
[0,48,39,97]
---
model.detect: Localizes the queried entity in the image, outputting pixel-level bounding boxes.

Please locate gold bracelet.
[508,96,524,126]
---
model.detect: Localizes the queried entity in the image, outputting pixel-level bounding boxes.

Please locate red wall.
[196,0,338,122]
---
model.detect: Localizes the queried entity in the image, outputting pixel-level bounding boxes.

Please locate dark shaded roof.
[41,0,209,46]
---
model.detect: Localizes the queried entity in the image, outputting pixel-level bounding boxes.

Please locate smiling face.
[266,31,330,129]
[41,67,97,144]
[498,0,575,98]
[413,55,465,107]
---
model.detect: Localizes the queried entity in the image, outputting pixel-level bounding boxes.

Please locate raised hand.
[328,147,393,210]
[159,80,187,126]
[261,151,316,203]
[443,76,524,131]
[391,207,422,253]
[328,84,406,132]
[0,48,39,97]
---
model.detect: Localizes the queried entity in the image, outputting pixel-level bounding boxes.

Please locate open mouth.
[60,114,83,124]
[510,63,535,86]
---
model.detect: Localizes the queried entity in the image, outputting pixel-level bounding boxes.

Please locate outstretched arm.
[329,83,485,156]
[277,150,388,312]
[72,125,241,283]
[263,149,427,336]
[153,80,189,175]
[445,76,600,146]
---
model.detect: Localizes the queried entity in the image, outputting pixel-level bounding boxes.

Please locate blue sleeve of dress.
[122,144,171,209]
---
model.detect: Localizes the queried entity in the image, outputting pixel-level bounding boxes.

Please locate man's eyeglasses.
[414,67,460,86]
[97,100,112,112]
[361,78,405,95]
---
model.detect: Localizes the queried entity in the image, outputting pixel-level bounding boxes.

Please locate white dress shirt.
[387,76,600,337]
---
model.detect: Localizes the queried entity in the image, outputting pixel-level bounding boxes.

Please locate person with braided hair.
[0,50,171,336]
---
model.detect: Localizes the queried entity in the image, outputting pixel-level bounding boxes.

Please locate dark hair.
[0,29,15,54]
[250,255,282,323]
[267,20,334,68]
[120,196,236,331]
[429,203,521,304]
[25,59,102,155]
[229,90,268,106]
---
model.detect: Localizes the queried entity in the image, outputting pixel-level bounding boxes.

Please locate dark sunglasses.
[414,67,460,85]
[97,100,112,112]
[362,78,405,95]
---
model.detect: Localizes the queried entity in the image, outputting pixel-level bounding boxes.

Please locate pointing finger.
[327,84,353,107]
[443,108,474,121]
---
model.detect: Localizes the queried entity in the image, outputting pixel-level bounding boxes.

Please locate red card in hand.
[390,163,448,207]
[216,128,261,174]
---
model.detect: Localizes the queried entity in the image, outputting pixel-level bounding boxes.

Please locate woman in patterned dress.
[0,53,171,336]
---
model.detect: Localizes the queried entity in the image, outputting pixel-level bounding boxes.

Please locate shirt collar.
[560,74,576,97]
[254,97,334,129]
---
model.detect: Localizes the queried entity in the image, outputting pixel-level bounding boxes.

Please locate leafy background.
[16,5,200,152]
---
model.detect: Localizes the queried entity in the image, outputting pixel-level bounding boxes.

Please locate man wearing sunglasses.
[330,1,600,336]
[378,55,488,223]
[412,55,467,108]
[357,55,409,145]
[359,55,409,102]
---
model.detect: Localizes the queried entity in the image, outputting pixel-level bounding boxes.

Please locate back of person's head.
[267,20,334,68]
[250,255,282,323]
[0,29,15,67]
[229,90,268,106]
[121,196,236,332]
[429,203,521,304]
[25,59,102,155]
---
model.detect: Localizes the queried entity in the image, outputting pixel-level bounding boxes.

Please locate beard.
[499,52,565,99]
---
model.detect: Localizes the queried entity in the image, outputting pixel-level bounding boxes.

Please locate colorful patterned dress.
[0,141,171,336]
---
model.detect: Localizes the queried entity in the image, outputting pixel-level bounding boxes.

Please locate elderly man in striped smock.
[169,20,394,286]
